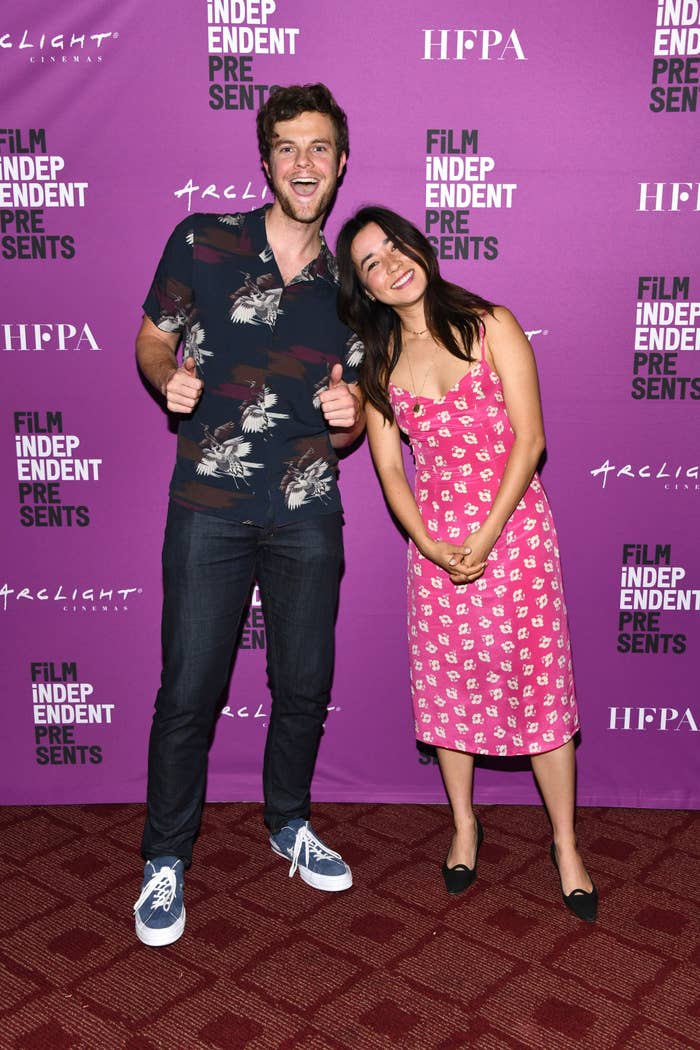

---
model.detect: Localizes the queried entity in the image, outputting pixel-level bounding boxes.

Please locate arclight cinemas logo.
[590,459,700,491]
[0,28,116,53]
[0,583,142,613]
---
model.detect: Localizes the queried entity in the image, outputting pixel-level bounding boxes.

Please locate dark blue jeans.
[141,503,344,866]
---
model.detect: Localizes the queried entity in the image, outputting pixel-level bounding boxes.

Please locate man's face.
[264,110,346,225]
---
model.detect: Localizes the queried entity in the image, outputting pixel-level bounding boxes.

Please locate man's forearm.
[136,325,180,396]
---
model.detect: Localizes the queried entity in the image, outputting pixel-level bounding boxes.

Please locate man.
[133,84,364,947]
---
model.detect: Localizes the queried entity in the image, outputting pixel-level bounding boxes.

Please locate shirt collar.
[313,232,339,286]
[247,205,338,286]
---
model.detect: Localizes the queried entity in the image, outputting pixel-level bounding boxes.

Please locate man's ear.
[262,160,270,180]
[337,152,347,179]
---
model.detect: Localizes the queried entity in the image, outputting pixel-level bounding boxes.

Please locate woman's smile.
[391,268,415,290]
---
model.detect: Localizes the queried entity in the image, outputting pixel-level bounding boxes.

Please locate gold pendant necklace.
[405,343,439,416]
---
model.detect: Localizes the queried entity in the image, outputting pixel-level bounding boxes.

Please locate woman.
[337,206,597,922]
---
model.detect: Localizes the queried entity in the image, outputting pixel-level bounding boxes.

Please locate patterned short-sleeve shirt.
[142,204,364,525]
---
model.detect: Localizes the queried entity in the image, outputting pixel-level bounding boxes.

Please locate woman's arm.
[366,403,483,584]
[460,306,546,578]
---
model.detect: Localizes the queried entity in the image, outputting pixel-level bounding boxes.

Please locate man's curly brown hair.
[257,83,349,165]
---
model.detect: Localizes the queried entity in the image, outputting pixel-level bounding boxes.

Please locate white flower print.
[399,349,577,759]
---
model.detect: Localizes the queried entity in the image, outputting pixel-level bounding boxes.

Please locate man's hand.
[164,356,203,414]
[318,363,360,429]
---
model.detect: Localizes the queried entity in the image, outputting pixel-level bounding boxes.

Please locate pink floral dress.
[389,356,579,756]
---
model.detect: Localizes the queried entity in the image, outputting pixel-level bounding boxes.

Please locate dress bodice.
[389,361,514,479]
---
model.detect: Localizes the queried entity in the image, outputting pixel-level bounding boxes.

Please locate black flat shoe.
[442,818,484,894]
[550,842,598,923]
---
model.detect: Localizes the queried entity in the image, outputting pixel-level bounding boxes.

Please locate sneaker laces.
[133,863,178,913]
[288,822,342,879]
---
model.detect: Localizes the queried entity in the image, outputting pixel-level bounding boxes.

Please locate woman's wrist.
[416,534,437,559]
[480,516,503,545]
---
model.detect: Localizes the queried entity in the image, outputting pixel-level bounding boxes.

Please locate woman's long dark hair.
[336,206,494,422]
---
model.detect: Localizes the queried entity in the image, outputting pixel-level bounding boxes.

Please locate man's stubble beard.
[270,173,338,226]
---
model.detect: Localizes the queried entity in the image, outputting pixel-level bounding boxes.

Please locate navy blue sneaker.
[270,819,352,891]
[133,856,185,946]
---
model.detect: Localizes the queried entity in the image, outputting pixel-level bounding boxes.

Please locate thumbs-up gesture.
[318,363,360,429]
[164,356,204,415]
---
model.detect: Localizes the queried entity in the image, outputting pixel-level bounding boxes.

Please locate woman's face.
[350,222,427,309]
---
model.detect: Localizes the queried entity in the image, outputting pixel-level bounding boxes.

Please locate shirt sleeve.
[141,216,196,334]
[341,329,365,386]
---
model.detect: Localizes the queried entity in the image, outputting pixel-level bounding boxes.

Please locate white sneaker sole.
[270,844,353,892]
[135,906,186,947]
[298,865,353,892]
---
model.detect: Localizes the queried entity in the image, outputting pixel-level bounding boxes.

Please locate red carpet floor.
[1,802,698,1049]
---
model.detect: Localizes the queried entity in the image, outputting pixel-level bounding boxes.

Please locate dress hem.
[415,725,580,758]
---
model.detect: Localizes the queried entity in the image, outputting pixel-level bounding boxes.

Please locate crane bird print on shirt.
[280,449,333,511]
[196,422,263,485]
[229,274,282,329]
[240,385,289,435]
[345,334,365,368]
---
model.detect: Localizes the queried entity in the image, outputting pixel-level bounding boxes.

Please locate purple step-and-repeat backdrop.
[1,1,698,808]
